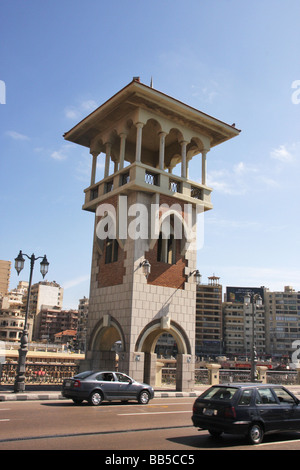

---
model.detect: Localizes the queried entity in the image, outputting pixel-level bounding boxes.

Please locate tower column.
[104,142,112,178]
[119,132,127,170]
[158,132,166,170]
[90,151,99,186]
[202,149,208,185]
[181,140,188,178]
[135,122,144,163]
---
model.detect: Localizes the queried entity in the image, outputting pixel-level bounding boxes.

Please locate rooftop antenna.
[150,76,153,88]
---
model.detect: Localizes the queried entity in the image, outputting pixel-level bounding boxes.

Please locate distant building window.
[105,238,118,264]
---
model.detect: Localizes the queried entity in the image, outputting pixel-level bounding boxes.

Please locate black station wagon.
[192,383,300,444]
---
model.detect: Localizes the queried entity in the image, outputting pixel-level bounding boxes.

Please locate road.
[1,397,300,451]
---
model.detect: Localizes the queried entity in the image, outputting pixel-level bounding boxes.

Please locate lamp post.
[14,250,49,392]
[189,269,202,286]
[244,292,263,382]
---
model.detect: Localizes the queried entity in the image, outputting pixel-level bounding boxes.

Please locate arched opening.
[135,319,193,391]
[88,316,126,371]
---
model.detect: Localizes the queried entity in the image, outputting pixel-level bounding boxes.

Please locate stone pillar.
[135,122,144,163]
[156,361,164,387]
[90,151,99,185]
[206,363,221,385]
[104,142,111,178]
[144,352,157,386]
[176,354,194,392]
[202,150,207,185]
[181,141,188,178]
[158,132,166,170]
[119,133,127,170]
[257,365,268,384]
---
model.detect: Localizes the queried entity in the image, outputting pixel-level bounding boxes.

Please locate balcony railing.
[83,162,211,211]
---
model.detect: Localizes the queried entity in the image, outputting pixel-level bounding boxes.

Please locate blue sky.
[1,0,300,308]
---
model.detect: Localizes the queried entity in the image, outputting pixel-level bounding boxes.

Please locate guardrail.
[1,364,298,386]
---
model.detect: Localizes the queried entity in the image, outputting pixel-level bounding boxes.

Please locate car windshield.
[200,386,238,401]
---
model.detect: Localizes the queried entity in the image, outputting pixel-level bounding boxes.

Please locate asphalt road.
[1,397,300,451]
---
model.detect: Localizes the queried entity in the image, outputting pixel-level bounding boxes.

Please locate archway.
[135,318,194,391]
[87,315,126,371]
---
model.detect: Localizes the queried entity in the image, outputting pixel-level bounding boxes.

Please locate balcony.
[83,162,213,212]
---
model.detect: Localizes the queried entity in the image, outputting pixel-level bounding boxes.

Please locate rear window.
[200,386,237,401]
[74,371,94,379]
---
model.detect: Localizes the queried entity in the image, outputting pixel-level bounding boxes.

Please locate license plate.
[204,408,216,416]
[65,380,72,387]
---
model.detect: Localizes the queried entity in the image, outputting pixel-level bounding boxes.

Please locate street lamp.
[140,259,151,279]
[189,269,202,286]
[244,292,263,382]
[14,250,49,392]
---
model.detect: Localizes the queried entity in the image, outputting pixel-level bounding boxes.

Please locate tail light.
[73,380,81,388]
[224,406,236,419]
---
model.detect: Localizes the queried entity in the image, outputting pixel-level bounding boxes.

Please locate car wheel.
[89,391,103,406]
[138,390,150,404]
[248,423,264,445]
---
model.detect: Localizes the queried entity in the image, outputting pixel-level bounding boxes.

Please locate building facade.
[33,308,78,342]
[223,287,266,357]
[76,296,89,352]
[0,281,28,342]
[64,78,240,390]
[30,281,64,340]
[264,286,300,358]
[195,276,223,357]
[0,260,11,296]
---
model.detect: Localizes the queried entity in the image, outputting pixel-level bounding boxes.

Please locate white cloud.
[50,143,73,161]
[63,275,90,290]
[64,99,97,120]
[270,144,294,163]
[6,130,30,141]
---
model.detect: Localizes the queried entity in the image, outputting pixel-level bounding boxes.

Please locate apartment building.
[0,281,28,342]
[223,287,266,357]
[195,276,223,357]
[76,296,89,351]
[264,286,300,358]
[29,281,63,316]
[0,260,11,296]
[34,307,78,342]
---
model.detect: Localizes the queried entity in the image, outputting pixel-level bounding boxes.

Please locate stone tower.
[64,78,239,391]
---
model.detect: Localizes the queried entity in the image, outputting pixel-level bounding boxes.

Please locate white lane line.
[118,411,191,416]
[0,419,10,422]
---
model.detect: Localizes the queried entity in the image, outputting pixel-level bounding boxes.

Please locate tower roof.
[64,78,240,149]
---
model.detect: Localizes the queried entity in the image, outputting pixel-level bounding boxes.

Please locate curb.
[0,390,204,402]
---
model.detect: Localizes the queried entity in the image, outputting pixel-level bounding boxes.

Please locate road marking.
[0,419,10,422]
[118,411,191,416]
[258,437,300,447]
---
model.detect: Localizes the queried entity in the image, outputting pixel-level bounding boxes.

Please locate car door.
[272,386,300,430]
[95,372,119,399]
[115,373,136,399]
[254,387,284,432]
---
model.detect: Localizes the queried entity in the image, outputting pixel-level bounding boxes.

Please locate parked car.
[62,370,154,406]
[192,383,300,444]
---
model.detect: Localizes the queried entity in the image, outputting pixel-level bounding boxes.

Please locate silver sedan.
[62,370,154,406]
